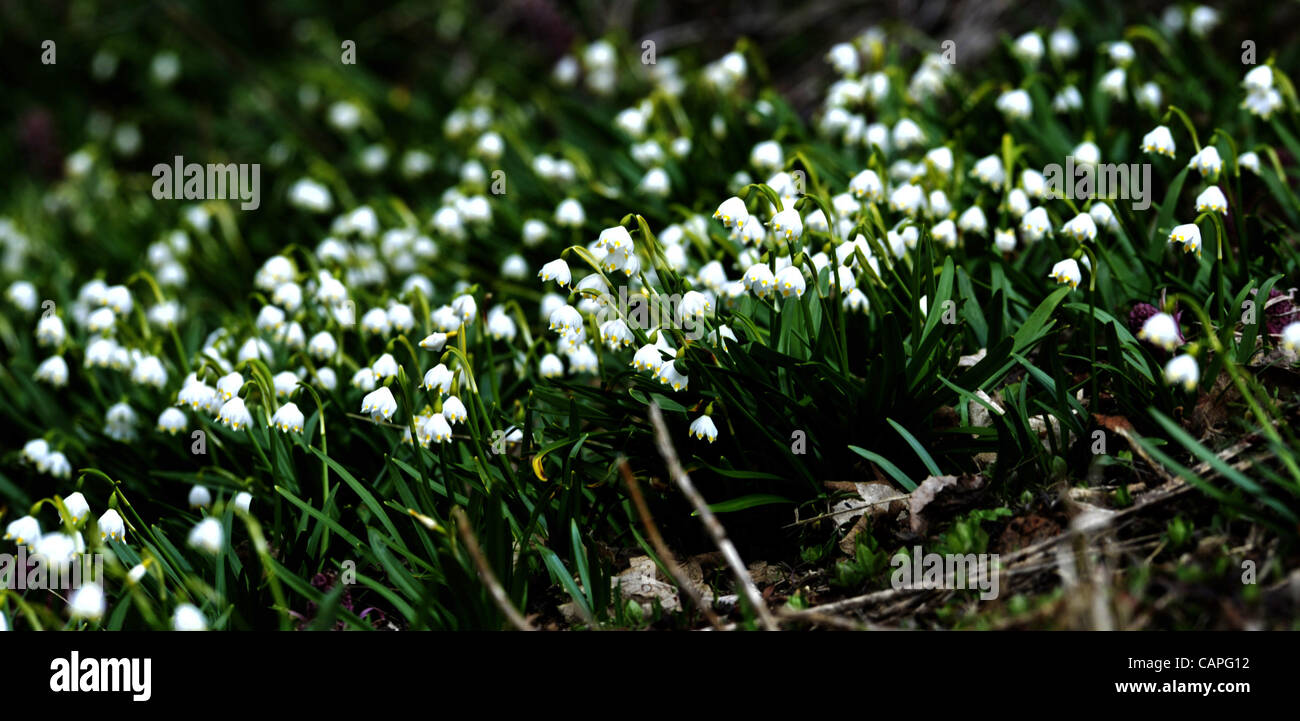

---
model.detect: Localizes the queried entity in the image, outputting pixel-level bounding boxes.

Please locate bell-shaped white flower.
[996,89,1033,120]
[849,169,883,201]
[538,259,571,287]
[1049,29,1078,59]
[1139,312,1182,351]
[770,209,803,241]
[994,228,1017,253]
[234,492,253,513]
[889,184,926,216]
[1195,186,1228,215]
[216,371,243,401]
[1168,223,1203,256]
[1238,152,1261,175]
[1020,207,1051,242]
[689,416,719,443]
[1140,126,1176,158]
[1061,213,1098,242]
[743,264,776,297]
[1052,86,1083,113]
[775,266,806,298]
[307,332,337,359]
[188,517,223,554]
[1049,259,1082,289]
[419,332,448,352]
[655,359,689,391]
[371,353,400,382]
[69,582,106,621]
[1188,6,1219,37]
[441,395,468,424]
[34,355,69,387]
[361,387,398,422]
[350,368,376,391]
[1012,32,1043,65]
[971,155,1005,187]
[421,412,453,444]
[931,219,957,248]
[1164,354,1200,391]
[272,402,305,433]
[218,397,253,430]
[62,492,91,526]
[4,515,40,545]
[631,344,665,372]
[98,509,126,542]
[1280,322,1300,352]
[957,206,988,235]
[714,197,749,228]
[157,407,187,435]
[188,485,212,509]
[1188,146,1223,179]
[423,363,454,393]
[173,604,208,631]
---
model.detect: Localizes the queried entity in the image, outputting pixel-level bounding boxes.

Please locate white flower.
[272,402,305,433]
[255,305,285,332]
[6,281,37,313]
[1280,322,1300,351]
[1021,169,1047,199]
[630,344,664,372]
[1090,203,1119,233]
[639,167,670,196]
[957,207,988,235]
[538,259,571,287]
[270,371,298,398]
[39,451,70,478]
[360,307,391,335]
[1099,68,1126,100]
[234,492,253,513]
[931,219,958,248]
[1052,86,1083,112]
[848,169,883,202]
[177,380,216,412]
[361,387,398,422]
[130,356,168,389]
[1107,41,1135,66]
[827,42,859,75]
[1049,259,1082,289]
[188,485,210,514]
[971,155,1005,187]
[1136,82,1162,112]
[188,518,223,554]
[487,307,517,341]
[689,416,719,442]
[889,184,926,216]
[288,179,333,212]
[555,198,585,227]
[926,147,954,176]
[1062,213,1098,242]
[4,515,40,545]
[655,359,689,391]
[599,319,635,349]
[1139,312,1182,350]
[1242,88,1283,120]
[127,564,147,584]
[1007,189,1031,218]
[539,353,564,378]
[1020,207,1051,241]
[1195,186,1228,215]
[387,304,416,332]
[770,209,803,241]
[1188,6,1219,37]
[371,353,400,382]
[34,355,69,387]
[892,119,924,149]
[750,140,783,172]
[843,288,870,312]
[173,604,208,631]
[22,438,49,463]
[36,314,65,346]
[218,397,254,430]
[1049,29,1078,59]
[1012,32,1044,65]
[419,332,448,352]
[421,413,454,444]
[69,582,106,622]
[157,407,187,434]
[1073,141,1101,166]
[315,367,337,391]
[98,509,126,541]
[775,266,806,298]
[1188,146,1223,179]
[1243,65,1274,93]
[1163,353,1200,390]
[63,492,91,525]
[1142,126,1177,158]
[1238,152,1260,175]
[216,371,244,401]
[996,89,1033,120]
[678,291,711,321]
[994,228,1017,253]
[439,395,468,424]
[351,368,375,390]
[927,191,952,219]
[1168,223,1203,256]
[423,364,454,393]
